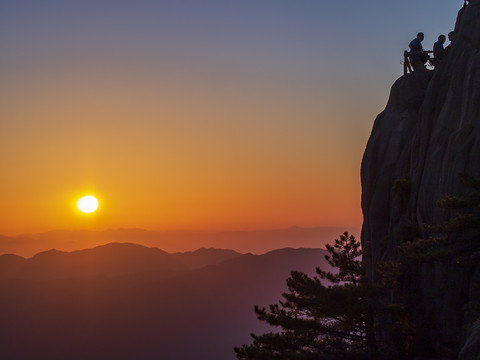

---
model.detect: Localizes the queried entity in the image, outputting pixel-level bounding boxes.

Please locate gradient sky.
[0,0,459,235]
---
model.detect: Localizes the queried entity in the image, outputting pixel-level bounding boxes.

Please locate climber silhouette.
[448,31,455,43]
[433,35,446,67]
[408,32,427,71]
[445,31,455,57]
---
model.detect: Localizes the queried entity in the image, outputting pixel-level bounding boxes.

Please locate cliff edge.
[361,2,480,358]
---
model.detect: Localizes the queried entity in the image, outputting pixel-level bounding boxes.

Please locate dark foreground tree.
[234,232,379,360]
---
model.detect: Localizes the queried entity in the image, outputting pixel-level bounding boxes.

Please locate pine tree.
[234,232,379,360]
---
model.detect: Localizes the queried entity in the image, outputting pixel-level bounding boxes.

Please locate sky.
[0,0,459,235]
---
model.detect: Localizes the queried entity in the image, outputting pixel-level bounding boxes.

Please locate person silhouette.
[433,34,446,67]
[408,32,427,71]
[448,31,455,43]
[445,31,455,56]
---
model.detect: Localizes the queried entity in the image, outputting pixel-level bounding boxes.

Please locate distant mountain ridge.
[0,226,359,257]
[0,243,243,281]
[0,243,332,359]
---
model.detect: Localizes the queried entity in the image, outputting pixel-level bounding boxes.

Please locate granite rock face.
[460,321,480,360]
[361,2,480,358]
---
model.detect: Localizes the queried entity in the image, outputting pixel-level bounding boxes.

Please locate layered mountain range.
[0,243,331,359]
[0,226,359,257]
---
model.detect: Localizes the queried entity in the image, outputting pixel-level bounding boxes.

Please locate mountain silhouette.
[0,243,245,281]
[0,226,360,257]
[361,4,480,358]
[0,244,331,359]
[171,247,242,269]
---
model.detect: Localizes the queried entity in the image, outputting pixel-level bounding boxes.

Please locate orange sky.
[0,1,458,236]
[1,67,366,235]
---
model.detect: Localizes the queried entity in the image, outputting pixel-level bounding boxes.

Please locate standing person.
[448,31,455,44]
[433,34,446,67]
[445,31,455,56]
[409,32,426,71]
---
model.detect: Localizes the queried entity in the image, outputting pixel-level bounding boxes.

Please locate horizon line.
[3,224,362,238]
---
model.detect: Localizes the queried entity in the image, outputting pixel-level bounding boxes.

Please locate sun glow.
[77,195,99,214]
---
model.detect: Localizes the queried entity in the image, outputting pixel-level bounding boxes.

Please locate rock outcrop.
[361,2,480,358]
[460,321,480,360]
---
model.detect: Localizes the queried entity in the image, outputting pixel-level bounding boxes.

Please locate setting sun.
[77,195,99,214]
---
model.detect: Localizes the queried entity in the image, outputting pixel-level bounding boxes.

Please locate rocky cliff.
[361,2,480,358]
